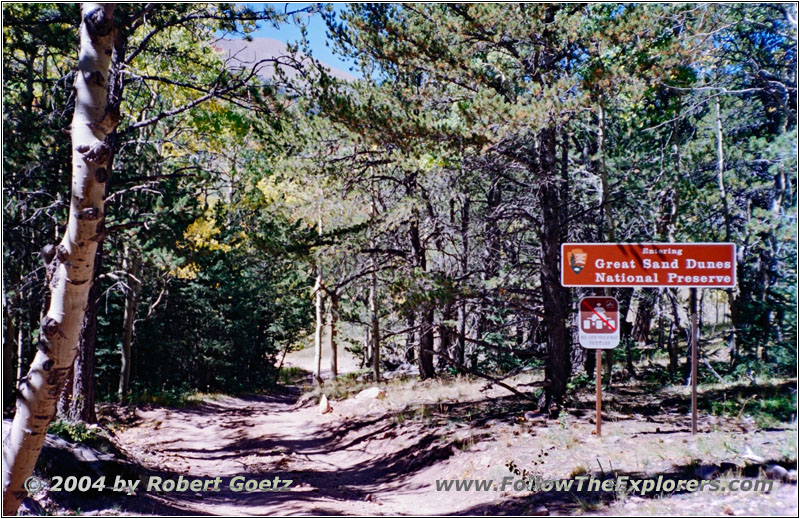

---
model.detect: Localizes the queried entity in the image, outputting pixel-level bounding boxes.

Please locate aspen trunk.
[713,95,739,363]
[313,273,324,385]
[2,5,116,514]
[597,103,616,384]
[118,246,141,401]
[328,294,338,379]
[312,210,324,384]
[64,242,104,424]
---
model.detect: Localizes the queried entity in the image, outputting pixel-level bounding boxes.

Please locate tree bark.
[713,95,740,365]
[596,103,617,385]
[313,273,324,385]
[370,260,380,382]
[68,244,102,423]
[417,308,435,379]
[313,210,324,385]
[537,128,570,411]
[2,5,116,513]
[3,285,19,412]
[328,293,338,379]
[410,215,435,379]
[438,302,454,371]
[369,178,381,382]
[118,245,141,402]
[456,196,470,369]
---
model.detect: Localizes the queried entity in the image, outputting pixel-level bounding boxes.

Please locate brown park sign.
[561,243,736,288]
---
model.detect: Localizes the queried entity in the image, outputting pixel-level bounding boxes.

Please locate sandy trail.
[108,365,797,516]
[113,346,479,515]
[114,389,485,515]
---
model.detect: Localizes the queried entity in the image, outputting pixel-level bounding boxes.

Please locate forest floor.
[37,347,797,516]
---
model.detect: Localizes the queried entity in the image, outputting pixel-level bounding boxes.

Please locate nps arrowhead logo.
[568,248,587,274]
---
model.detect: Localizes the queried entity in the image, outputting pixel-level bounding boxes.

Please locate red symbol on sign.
[580,298,618,334]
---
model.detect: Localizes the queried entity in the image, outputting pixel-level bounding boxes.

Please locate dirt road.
[114,389,499,515]
[107,375,797,516]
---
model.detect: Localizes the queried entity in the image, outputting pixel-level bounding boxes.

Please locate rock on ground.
[318,394,332,414]
[355,387,386,400]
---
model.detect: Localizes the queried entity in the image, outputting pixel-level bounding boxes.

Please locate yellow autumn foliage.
[183,213,232,252]
[174,262,201,280]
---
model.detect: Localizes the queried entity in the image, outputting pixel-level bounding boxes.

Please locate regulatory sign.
[561,243,736,288]
[578,296,620,349]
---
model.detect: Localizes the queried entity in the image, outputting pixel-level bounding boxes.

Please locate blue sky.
[242,3,359,77]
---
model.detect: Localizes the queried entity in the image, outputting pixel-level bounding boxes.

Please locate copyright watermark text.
[24,474,293,495]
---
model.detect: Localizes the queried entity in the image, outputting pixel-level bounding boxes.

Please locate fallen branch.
[428,349,543,403]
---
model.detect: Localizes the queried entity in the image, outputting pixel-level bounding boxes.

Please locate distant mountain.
[212,37,355,82]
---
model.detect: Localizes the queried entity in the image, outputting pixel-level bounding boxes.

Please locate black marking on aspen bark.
[34,415,51,420]
[41,244,56,265]
[56,244,69,262]
[84,7,113,38]
[42,316,60,338]
[89,70,106,87]
[89,232,108,243]
[95,167,109,182]
[91,107,120,134]
[67,277,90,285]
[46,368,68,390]
[82,141,111,165]
[37,339,50,353]
[76,144,91,153]
[77,207,102,220]
[42,359,54,371]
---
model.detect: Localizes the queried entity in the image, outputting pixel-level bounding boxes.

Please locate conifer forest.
[2,3,797,516]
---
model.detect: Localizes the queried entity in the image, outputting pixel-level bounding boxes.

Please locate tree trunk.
[537,128,570,411]
[118,245,141,402]
[313,210,324,385]
[369,178,381,382]
[417,308,435,379]
[329,293,338,379]
[362,325,370,369]
[67,190,104,423]
[3,286,19,412]
[456,196,470,369]
[713,95,738,364]
[632,290,655,345]
[438,302,454,371]
[65,243,104,423]
[479,177,501,342]
[597,103,617,386]
[2,5,116,513]
[313,273,324,385]
[370,261,380,382]
[409,214,435,379]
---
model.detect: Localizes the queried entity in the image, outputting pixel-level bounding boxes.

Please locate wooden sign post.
[562,243,736,436]
[596,349,601,436]
[577,296,619,436]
